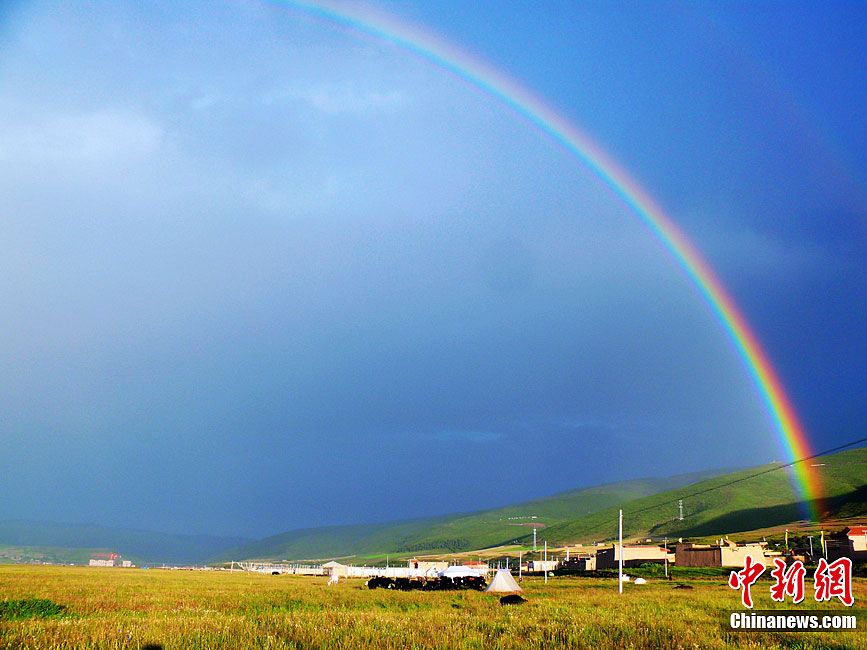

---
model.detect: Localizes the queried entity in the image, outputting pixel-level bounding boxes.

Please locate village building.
[408,559,449,573]
[87,552,132,567]
[828,526,867,562]
[595,544,673,570]
[559,554,596,571]
[529,560,558,572]
[675,540,769,567]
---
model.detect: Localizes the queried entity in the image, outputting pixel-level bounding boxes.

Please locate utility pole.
[533,527,537,552]
[678,499,684,521]
[618,509,623,595]
[663,537,668,578]
[518,551,522,580]
[544,540,548,585]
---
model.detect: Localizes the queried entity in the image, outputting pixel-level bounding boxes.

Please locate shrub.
[0,598,67,620]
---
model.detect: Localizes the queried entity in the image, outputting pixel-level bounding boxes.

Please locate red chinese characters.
[769,558,806,604]
[728,555,765,608]
[730,554,856,608]
[814,557,854,607]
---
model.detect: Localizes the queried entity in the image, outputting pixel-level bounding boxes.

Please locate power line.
[640,435,867,514]
[559,436,867,541]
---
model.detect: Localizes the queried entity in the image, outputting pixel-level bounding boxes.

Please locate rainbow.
[267,0,822,519]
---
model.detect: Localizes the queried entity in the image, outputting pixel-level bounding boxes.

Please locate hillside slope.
[536,446,867,545]
[219,470,723,561]
[224,447,867,562]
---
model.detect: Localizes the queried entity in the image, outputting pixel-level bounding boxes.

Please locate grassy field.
[0,566,863,649]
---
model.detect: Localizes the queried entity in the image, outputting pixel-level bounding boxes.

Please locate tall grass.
[0,566,862,649]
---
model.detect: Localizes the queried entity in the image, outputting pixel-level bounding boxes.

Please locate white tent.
[322,561,348,577]
[438,565,482,579]
[485,569,522,593]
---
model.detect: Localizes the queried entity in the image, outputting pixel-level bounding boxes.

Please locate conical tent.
[485,569,522,593]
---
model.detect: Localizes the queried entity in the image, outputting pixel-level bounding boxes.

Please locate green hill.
[218,470,723,562]
[223,447,867,562]
[534,446,867,545]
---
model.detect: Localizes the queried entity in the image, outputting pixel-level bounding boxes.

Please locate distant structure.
[827,526,867,562]
[595,544,673,570]
[317,560,490,580]
[408,558,448,573]
[462,561,490,574]
[675,540,775,567]
[88,552,133,568]
[529,560,558,572]
[559,553,596,571]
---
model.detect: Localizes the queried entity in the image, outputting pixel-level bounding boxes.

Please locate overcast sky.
[1,1,864,537]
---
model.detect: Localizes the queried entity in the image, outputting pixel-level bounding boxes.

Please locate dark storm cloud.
[0,0,861,537]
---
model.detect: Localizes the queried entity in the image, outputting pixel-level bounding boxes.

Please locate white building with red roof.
[843,526,867,553]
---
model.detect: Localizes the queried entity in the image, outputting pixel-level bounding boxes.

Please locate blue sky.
[0,1,863,537]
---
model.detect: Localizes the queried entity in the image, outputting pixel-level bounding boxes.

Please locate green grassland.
[0,566,863,649]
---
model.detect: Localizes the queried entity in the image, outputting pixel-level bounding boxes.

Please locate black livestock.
[366,575,487,591]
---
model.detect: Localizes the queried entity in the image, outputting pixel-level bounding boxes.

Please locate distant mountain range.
[3,447,864,566]
[0,520,249,566]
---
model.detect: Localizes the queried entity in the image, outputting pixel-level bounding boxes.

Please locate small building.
[462,561,490,575]
[559,554,596,571]
[408,559,448,573]
[595,545,673,570]
[846,526,867,553]
[88,552,125,567]
[529,560,558,572]
[828,527,867,562]
[676,540,769,567]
